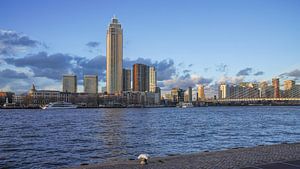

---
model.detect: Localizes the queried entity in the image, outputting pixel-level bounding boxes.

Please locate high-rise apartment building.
[106,16,123,94]
[184,87,192,103]
[284,80,295,98]
[219,84,229,99]
[122,69,131,91]
[149,66,157,93]
[84,75,98,94]
[197,85,205,100]
[62,75,77,93]
[133,64,149,92]
[272,78,280,98]
[284,80,295,90]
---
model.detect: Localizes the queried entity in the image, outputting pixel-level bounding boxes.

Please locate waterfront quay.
[71,142,300,169]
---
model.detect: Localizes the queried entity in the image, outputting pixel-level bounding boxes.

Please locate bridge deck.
[208,98,300,102]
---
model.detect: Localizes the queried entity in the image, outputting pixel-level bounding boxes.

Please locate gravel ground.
[68,142,300,169]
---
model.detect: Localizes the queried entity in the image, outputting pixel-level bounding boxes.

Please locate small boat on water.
[42,101,78,109]
[182,103,194,108]
[177,102,194,108]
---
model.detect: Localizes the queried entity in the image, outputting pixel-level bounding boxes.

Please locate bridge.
[201,97,300,105]
[214,97,300,102]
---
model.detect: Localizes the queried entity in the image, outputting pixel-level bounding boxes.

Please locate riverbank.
[69,142,300,169]
[1,104,300,109]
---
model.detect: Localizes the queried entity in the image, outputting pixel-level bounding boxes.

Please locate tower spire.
[31,83,36,90]
[111,15,118,24]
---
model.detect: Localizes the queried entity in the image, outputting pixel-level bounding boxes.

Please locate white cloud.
[0,29,42,56]
[218,75,245,84]
[162,73,213,90]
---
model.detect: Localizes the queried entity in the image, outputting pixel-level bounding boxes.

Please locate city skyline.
[0,0,300,96]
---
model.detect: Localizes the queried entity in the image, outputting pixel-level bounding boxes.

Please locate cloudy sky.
[0,0,300,96]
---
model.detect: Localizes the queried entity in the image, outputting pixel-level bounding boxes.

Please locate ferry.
[42,101,78,109]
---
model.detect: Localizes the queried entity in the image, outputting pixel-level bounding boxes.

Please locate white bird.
[138,154,150,165]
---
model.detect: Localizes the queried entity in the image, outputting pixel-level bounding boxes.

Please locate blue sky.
[0,0,300,95]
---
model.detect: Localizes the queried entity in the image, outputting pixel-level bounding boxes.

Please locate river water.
[0,106,300,168]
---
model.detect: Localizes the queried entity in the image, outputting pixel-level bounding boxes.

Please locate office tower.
[84,75,98,94]
[122,69,131,91]
[219,84,229,99]
[106,16,123,94]
[62,75,77,93]
[149,66,157,93]
[284,80,295,97]
[133,64,149,92]
[197,85,205,100]
[272,78,280,98]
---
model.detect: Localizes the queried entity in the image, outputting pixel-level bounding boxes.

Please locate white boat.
[182,103,194,108]
[42,102,78,109]
[177,102,194,108]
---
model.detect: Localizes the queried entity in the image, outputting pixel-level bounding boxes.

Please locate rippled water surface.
[0,106,300,168]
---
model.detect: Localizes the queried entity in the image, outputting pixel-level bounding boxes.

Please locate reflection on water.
[99,109,127,159]
[0,106,300,169]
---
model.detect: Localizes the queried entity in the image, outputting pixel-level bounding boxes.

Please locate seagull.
[138,154,150,165]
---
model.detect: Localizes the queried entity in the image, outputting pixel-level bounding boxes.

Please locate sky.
[0,0,300,96]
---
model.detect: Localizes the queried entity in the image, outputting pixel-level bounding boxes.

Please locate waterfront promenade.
[71,142,300,169]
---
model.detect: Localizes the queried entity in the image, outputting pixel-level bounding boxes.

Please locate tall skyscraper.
[62,75,77,93]
[122,69,131,91]
[133,64,149,92]
[197,85,205,100]
[272,78,280,98]
[149,66,157,93]
[84,75,98,94]
[106,16,123,94]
